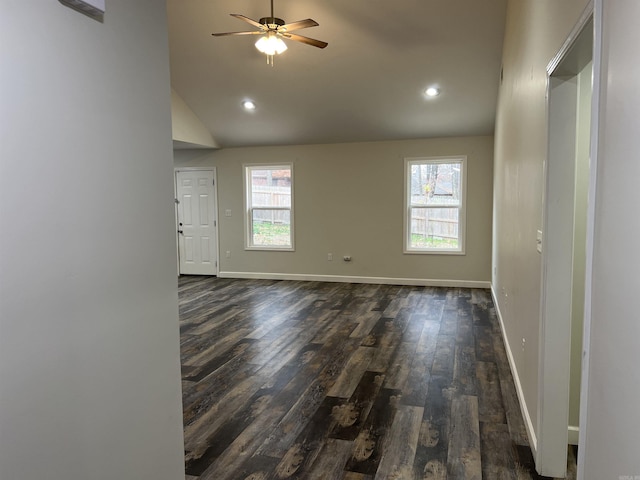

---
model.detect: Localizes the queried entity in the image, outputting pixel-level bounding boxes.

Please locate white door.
[176,170,218,275]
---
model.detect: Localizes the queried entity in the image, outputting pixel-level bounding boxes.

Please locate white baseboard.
[218,271,491,289]
[568,425,579,446]
[491,285,538,457]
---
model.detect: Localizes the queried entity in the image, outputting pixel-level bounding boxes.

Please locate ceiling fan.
[212,0,328,65]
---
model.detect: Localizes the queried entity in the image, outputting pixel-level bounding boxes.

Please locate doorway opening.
[537,12,593,477]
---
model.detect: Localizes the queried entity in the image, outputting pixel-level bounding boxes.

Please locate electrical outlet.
[522,338,526,351]
[226,250,231,258]
[225,209,232,217]
[343,255,352,262]
[327,253,333,261]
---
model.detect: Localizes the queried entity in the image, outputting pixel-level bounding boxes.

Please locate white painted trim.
[403,156,467,255]
[491,285,538,457]
[578,1,602,477]
[173,172,179,275]
[218,271,490,289]
[568,426,580,446]
[547,2,594,75]
[243,163,295,251]
[537,6,594,476]
[212,168,220,275]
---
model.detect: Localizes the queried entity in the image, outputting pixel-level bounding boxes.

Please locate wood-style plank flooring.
[179,276,576,480]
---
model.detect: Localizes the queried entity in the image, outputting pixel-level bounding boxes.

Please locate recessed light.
[243,100,256,110]
[425,87,440,97]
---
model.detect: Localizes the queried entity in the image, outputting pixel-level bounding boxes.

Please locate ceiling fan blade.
[230,14,266,30]
[280,18,318,32]
[212,31,263,37]
[284,33,328,49]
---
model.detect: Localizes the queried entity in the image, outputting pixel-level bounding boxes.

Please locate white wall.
[580,1,640,477]
[0,2,185,479]
[492,0,590,452]
[171,88,219,149]
[175,136,494,286]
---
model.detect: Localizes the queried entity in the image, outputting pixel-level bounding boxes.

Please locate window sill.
[404,249,466,255]
[245,246,295,252]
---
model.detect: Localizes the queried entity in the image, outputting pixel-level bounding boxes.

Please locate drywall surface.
[492,0,590,449]
[175,136,493,285]
[0,2,185,479]
[581,1,640,477]
[171,88,218,148]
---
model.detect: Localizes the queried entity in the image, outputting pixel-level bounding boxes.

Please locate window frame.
[403,156,467,255]
[243,163,295,251]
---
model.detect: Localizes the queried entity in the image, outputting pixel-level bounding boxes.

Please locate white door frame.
[577,0,603,477]
[174,167,219,275]
[537,3,598,476]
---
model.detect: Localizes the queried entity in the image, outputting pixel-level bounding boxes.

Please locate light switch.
[225,209,232,217]
[536,230,543,253]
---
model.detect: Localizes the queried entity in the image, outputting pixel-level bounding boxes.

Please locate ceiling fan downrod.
[259,0,283,29]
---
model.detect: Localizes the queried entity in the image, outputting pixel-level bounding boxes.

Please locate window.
[244,164,293,250]
[404,157,466,254]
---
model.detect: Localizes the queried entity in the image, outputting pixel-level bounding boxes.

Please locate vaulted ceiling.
[167,0,507,148]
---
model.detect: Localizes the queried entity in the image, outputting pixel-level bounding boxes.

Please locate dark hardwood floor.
[178,276,576,480]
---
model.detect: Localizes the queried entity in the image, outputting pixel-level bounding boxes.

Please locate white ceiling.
[167,0,507,148]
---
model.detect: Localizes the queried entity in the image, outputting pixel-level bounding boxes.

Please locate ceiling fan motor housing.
[259,17,285,28]
[260,17,284,29]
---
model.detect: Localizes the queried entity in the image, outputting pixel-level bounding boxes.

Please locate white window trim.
[243,163,295,251]
[403,156,467,255]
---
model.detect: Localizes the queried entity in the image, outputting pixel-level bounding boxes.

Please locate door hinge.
[215,261,218,268]
[213,179,215,186]
[214,220,217,227]
[174,198,180,204]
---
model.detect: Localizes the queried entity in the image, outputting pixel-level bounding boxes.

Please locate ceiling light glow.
[425,87,440,97]
[243,100,256,110]
[255,33,288,56]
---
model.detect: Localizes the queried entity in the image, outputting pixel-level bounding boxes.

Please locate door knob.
[178,230,184,234]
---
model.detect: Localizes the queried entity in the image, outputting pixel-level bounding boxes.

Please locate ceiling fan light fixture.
[242,100,256,110]
[211,0,327,66]
[255,33,288,56]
